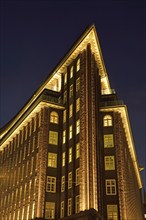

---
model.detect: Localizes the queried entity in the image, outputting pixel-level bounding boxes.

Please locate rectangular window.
[70,67,73,78]
[25,126,28,140]
[76,168,80,185]
[106,179,117,195]
[76,143,80,159]
[63,91,67,103]
[60,201,64,218]
[69,104,73,118]
[49,131,58,145]
[64,73,67,85]
[62,152,65,167]
[107,205,118,220]
[45,202,55,219]
[76,98,80,112]
[30,157,34,174]
[69,125,73,139]
[76,120,80,134]
[69,85,73,98]
[63,110,66,123]
[75,195,80,213]
[105,156,115,170]
[61,176,65,192]
[69,147,72,163]
[68,172,72,189]
[104,134,114,148]
[63,130,66,144]
[32,136,35,152]
[46,176,56,193]
[68,198,72,216]
[23,145,26,160]
[76,78,80,92]
[48,153,57,168]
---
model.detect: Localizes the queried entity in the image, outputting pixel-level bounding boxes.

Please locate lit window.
[68,172,72,189]
[26,161,29,177]
[21,129,24,144]
[106,179,117,195]
[76,78,80,92]
[107,205,118,220]
[32,136,35,152]
[69,104,73,118]
[33,118,37,131]
[69,147,72,163]
[76,59,80,72]
[50,111,59,124]
[61,176,65,192]
[63,91,67,103]
[62,152,65,167]
[70,66,73,78]
[29,121,32,136]
[48,153,57,168]
[69,85,73,98]
[38,112,41,127]
[64,73,67,85]
[68,198,72,216]
[76,143,80,159]
[75,195,80,213]
[60,201,64,218]
[76,98,80,112]
[45,202,55,219]
[105,156,115,170]
[49,131,58,145]
[104,134,114,148]
[69,125,73,139]
[63,110,66,123]
[46,176,56,193]
[63,130,66,144]
[25,126,28,140]
[103,115,112,127]
[30,157,34,174]
[76,168,80,185]
[76,120,80,134]
[23,145,26,160]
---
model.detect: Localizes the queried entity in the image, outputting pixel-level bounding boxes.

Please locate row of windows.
[63,78,80,103]
[64,59,80,85]
[63,98,80,121]
[45,196,80,219]
[1,201,36,220]
[62,143,80,167]
[46,169,80,193]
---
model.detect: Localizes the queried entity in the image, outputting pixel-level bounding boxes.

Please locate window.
[76,78,80,92]
[104,134,114,148]
[30,157,34,173]
[105,156,115,170]
[103,115,112,127]
[23,145,26,159]
[76,168,80,185]
[61,176,65,192]
[69,85,73,98]
[69,125,73,139]
[75,195,80,213]
[49,131,58,145]
[76,120,80,134]
[46,176,56,193]
[107,205,118,220]
[50,111,59,124]
[62,152,65,167]
[76,143,80,159]
[48,153,57,168]
[68,172,72,189]
[106,179,117,195]
[70,66,73,78]
[60,201,64,218]
[69,147,72,163]
[64,73,67,85]
[32,136,35,152]
[63,130,66,144]
[33,118,37,131]
[76,98,80,112]
[69,104,73,118]
[76,59,80,72]
[63,110,66,123]
[68,198,72,216]
[45,202,55,219]
[63,91,67,103]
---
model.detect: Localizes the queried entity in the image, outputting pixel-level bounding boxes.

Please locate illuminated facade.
[0,25,144,220]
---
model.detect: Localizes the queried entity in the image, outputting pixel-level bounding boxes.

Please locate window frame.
[48,153,57,168]
[105,156,115,170]
[103,115,113,127]
[50,111,59,124]
[49,131,58,145]
[104,134,114,148]
[46,176,56,193]
[106,179,117,195]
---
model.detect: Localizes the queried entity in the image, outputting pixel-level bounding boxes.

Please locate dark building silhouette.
[0,25,144,220]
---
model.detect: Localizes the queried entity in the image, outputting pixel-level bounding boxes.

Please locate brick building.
[0,25,144,220]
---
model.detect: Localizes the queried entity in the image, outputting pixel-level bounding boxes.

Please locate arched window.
[76,59,80,72]
[103,115,112,127]
[50,111,59,124]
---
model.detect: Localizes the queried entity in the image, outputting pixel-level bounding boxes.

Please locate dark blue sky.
[0,1,146,189]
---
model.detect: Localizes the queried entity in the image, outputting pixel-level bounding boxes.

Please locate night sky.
[1,1,146,190]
